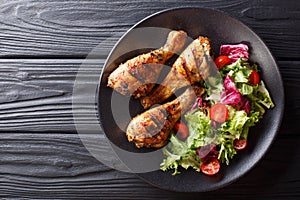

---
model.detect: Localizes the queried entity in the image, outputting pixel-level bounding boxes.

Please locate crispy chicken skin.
[141,36,211,109]
[107,30,187,98]
[126,86,204,148]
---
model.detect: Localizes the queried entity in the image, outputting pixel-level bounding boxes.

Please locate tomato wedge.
[200,157,220,176]
[209,103,229,123]
[234,139,247,150]
[249,70,260,86]
[214,55,231,69]
[173,122,189,140]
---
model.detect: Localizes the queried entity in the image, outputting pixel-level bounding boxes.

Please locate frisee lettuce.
[185,110,212,148]
[160,132,201,175]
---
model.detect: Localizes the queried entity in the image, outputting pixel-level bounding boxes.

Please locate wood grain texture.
[0,0,299,58]
[0,59,101,132]
[0,0,299,198]
[0,133,299,199]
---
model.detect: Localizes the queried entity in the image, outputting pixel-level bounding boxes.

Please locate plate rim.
[97,6,285,192]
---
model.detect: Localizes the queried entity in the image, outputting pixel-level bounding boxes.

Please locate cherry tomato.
[173,122,189,140]
[214,55,232,69]
[234,139,247,150]
[200,157,220,176]
[249,70,260,86]
[209,103,229,123]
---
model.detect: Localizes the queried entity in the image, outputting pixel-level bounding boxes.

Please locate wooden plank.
[0,133,299,199]
[0,0,299,58]
[0,59,299,134]
[0,59,100,132]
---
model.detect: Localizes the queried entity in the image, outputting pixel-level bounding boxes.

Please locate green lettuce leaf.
[217,137,237,165]
[160,133,200,175]
[221,107,249,139]
[160,148,181,175]
[238,83,254,95]
[185,109,211,148]
[256,81,275,109]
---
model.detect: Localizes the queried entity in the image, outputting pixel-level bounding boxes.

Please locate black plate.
[98,7,284,192]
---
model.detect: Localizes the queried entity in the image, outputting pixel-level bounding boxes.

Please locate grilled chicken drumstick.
[141,36,211,109]
[126,85,204,148]
[107,30,187,98]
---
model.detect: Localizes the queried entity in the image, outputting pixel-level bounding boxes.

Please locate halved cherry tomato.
[200,157,220,176]
[214,55,231,69]
[249,70,260,86]
[234,139,247,150]
[173,122,189,140]
[209,103,229,123]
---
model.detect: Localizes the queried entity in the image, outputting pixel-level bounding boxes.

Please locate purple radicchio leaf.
[221,75,250,114]
[220,43,249,62]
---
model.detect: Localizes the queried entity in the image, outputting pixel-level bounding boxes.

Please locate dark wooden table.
[0,0,299,199]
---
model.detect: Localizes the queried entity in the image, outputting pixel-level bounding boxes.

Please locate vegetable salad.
[160,43,274,176]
